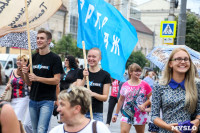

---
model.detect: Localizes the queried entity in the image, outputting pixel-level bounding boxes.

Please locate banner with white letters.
[77,0,138,81]
[0,0,62,37]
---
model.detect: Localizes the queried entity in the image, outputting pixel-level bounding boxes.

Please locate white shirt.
[50,119,111,133]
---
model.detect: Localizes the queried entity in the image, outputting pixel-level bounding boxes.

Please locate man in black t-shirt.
[77,48,111,121]
[22,29,63,133]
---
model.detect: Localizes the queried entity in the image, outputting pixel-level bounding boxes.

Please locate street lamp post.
[177,0,187,45]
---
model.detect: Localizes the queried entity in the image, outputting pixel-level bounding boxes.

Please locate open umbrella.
[0,31,54,49]
[146,45,200,76]
[0,0,62,37]
[0,0,61,72]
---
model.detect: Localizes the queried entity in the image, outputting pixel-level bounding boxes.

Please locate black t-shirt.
[30,52,63,101]
[60,68,79,91]
[77,69,111,113]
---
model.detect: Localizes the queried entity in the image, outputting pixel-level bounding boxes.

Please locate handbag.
[0,85,13,102]
[53,105,59,116]
[122,87,142,118]
[0,71,14,102]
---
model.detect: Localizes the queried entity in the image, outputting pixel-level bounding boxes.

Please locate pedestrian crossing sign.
[160,21,177,38]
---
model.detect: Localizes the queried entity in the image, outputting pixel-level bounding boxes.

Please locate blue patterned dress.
[151,81,200,133]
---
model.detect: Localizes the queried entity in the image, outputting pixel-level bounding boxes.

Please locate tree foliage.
[175,12,200,52]
[51,34,83,59]
[126,51,148,69]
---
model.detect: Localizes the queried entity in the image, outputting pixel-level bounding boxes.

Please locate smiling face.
[17,58,27,67]
[169,50,191,75]
[37,33,51,50]
[130,70,142,79]
[57,99,77,123]
[87,49,101,67]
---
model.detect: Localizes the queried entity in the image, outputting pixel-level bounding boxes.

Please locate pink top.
[110,79,119,97]
[120,80,152,125]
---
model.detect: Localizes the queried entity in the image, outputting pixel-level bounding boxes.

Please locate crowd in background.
[0,29,200,133]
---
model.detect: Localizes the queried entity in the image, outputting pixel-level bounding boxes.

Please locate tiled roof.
[129,18,153,35]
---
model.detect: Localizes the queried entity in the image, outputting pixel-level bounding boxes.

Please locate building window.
[145,48,147,55]
[70,15,78,39]
[108,0,114,5]
[50,30,54,35]
[6,47,10,53]
[58,31,62,40]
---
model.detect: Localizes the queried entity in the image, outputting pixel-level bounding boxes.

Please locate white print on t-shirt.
[89,81,102,87]
[33,64,50,70]
[112,86,118,93]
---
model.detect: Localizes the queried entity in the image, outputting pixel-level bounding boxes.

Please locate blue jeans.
[29,100,54,133]
[85,112,103,122]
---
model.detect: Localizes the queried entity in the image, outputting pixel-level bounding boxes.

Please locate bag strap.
[129,87,142,105]
[10,70,14,80]
[92,121,97,133]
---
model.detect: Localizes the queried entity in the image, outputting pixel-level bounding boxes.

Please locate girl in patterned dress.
[151,48,200,133]
[5,55,29,122]
[112,63,152,133]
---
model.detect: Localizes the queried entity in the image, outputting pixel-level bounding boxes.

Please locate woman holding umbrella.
[151,47,200,133]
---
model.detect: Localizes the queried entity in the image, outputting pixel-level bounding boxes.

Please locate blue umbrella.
[146,45,200,76]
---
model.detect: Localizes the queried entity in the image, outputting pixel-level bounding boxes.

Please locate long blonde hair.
[159,47,197,113]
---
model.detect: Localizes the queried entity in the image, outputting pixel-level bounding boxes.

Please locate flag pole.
[24,0,33,73]
[82,41,93,119]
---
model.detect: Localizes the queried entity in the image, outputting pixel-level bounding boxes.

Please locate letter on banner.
[94,12,102,29]
[104,32,109,49]
[80,0,85,10]
[102,17,108,28]
[111,35,120,56]
[85,4,94,23]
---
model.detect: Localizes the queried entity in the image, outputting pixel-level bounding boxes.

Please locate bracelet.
[114,114,118,116]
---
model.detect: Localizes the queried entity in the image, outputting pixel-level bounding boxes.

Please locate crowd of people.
[0,29,200,133]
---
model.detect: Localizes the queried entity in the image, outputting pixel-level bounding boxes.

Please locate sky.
[135,0,200,14]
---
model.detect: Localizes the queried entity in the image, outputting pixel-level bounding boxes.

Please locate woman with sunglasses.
[60,55,79,92]
[112,63,152,133]
[151,47,200,133]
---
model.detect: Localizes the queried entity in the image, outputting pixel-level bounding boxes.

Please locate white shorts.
[11,96,29,121]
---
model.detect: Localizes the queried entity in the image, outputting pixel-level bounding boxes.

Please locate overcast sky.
[135,0,200,14]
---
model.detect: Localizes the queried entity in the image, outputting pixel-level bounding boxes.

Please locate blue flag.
[77,0,138,81]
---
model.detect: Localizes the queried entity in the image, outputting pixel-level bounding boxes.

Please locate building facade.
[0,0,154,56]
[134,0,180,46]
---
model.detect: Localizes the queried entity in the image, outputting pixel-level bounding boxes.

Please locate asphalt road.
[0,85,149,133]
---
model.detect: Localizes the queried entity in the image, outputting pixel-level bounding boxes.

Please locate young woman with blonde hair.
[112,63,152,133]
[6,54,29,122]
[77,48,111,121]
[151,47,200,133]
